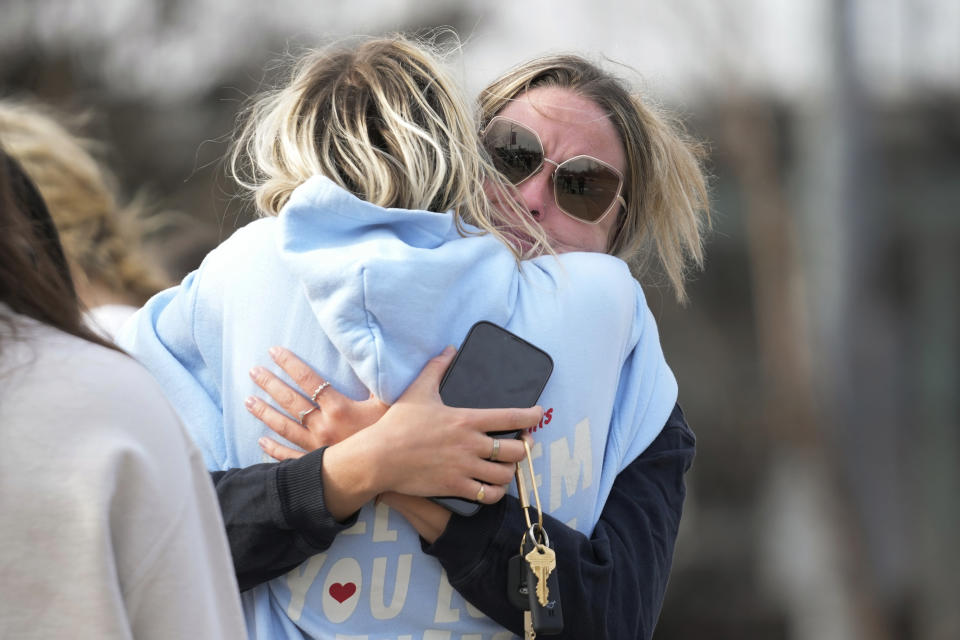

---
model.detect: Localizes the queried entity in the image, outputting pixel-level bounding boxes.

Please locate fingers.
[249,365,313,418]
[472,458,520,487]
[245,395,313,449]
[462,405,543,436]
[257,436,306,461]
[403,346,457,397]
[269,346,326,396]
[471,481,510,505]
[481,435,525,464]
[265,348,355,423]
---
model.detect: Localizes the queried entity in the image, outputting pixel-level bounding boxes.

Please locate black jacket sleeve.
[210,446,358,591]
[423,403,695,640]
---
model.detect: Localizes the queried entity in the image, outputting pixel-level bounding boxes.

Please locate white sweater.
[0,310,246,639]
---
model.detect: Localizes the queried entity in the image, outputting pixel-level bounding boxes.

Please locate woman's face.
[492,87,626,254]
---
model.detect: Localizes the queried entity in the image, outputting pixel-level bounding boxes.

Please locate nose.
[518,161,557,218]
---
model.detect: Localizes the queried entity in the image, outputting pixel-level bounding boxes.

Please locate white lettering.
[372,502,398,542]
[285,554,326,621]
[549,417,592,511]
[433,569,460,623]
[465,600,484,619]
[342,517,367,536]
[322,557,363,623]
[370,554,412,619]
[422,632,452,640]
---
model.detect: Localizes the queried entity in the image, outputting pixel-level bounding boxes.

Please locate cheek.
[543,217,608,253]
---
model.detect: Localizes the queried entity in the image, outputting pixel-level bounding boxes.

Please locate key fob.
[523,535,564,634]
[507,554,531,610]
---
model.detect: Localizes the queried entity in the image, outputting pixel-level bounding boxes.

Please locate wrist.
[385,494,452,544]
[321,434,383,520]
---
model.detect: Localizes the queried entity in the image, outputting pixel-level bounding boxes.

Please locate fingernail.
[442,345,456,355]
[268,346,281,358]
[245,396,256,409]
[258,437,268,449]
[249,366,263,379]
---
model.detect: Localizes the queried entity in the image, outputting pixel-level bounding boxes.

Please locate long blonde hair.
[230,35,550,259]
[0,100,169,305]
[479,55,711,302]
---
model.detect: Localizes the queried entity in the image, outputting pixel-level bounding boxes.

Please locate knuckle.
[324,401,345,422]
[295,370,314,389]
[506,442,526,462]
[278,389,298,410]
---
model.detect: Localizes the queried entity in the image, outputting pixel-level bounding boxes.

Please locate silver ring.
[311,381,331,403]
[475,483,486,503]
[526,522,550,548]
[298,405,318,425]
[489,437,500,461]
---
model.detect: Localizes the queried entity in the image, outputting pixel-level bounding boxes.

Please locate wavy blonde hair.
[230,35,550,259]
[0,100,169,305]
[479,55,711,302]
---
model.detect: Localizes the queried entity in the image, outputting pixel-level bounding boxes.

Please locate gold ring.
[490,437,500,461]
[475,483,486,502]
[311,381,331,403]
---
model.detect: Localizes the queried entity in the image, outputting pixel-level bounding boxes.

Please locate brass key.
[524,610,536,639]
[525,542,556,607]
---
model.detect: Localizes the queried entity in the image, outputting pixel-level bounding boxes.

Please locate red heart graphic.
[328,582,357,603]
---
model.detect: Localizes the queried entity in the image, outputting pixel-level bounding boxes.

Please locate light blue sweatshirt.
[120,176,677,640]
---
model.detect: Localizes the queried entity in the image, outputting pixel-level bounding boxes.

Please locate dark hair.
[0,146,118,351]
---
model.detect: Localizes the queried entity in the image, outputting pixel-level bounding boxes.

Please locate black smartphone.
[432,321,554,516]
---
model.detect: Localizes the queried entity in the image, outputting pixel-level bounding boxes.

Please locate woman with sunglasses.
[249,56,705,640]
[225,54,707,639]
[121,42,706,639]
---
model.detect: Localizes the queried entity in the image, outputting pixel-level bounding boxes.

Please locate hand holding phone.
[432,321,553,516]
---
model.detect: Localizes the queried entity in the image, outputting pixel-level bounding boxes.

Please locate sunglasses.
[481,116,626,224]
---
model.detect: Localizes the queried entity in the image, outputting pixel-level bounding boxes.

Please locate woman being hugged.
[120,36,684,638]
[249,53,710,639]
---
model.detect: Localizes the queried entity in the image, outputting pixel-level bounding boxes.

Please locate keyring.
[515,439,544,533]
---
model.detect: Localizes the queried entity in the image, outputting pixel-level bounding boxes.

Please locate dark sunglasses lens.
[483,120,543,185]
[555,158,621,222]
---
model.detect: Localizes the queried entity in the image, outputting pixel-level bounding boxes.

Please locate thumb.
[404,346,457,397]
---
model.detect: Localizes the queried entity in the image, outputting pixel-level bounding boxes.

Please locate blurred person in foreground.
[0,100,169,339]
[121,36,708,639]
[0,147,247,638]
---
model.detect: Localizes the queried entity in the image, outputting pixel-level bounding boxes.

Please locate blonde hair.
[0,101,169,304]
[479,55,711,303]
[230,35,550,259]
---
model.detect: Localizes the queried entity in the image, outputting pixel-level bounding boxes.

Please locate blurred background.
[2,0,957,638]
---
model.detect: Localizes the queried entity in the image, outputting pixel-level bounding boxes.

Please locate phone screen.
[434,321,553,516]
[440,321,553,411]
